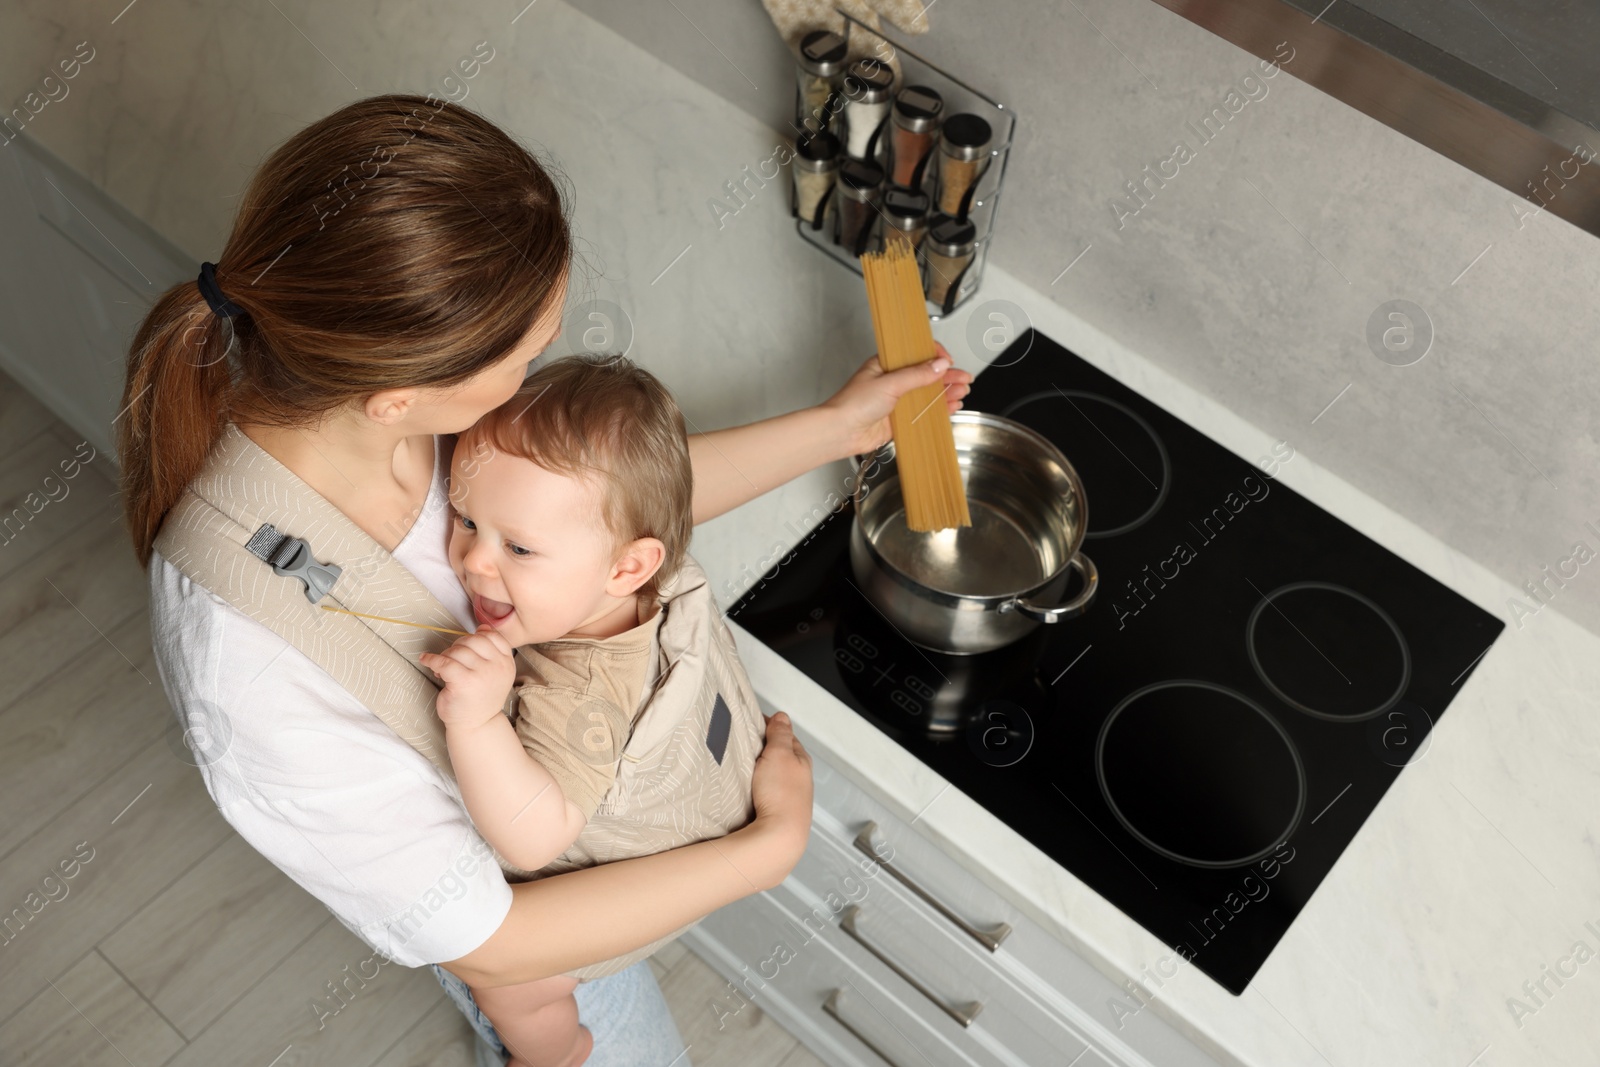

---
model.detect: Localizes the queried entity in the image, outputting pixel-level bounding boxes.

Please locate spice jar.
[888,86,943,188]
[923,214,977,310]
[841,58,894,160]
[794,30,848,135]
[791,131,840,230]
[880,187,930,252]
[936,114,993,217]
[835,158,884,256]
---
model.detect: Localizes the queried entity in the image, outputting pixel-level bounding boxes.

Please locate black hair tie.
[197,261,245,319]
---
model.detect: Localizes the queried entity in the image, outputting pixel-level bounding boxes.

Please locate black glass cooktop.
[729,329,1503,995]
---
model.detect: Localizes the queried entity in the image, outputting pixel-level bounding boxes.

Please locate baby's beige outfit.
[509,554,765,980]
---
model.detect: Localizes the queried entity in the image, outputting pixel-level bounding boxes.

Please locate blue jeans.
[430,961,690,1066]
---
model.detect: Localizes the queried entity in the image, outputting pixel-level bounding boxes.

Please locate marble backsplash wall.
[3,0,1598,640]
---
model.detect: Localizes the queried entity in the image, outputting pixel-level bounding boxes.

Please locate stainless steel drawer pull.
[840,905,983,1028]
[853,821,1013,952]
[822,988,910,1067]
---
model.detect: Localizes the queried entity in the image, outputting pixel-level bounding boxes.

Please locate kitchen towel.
[763,0,932,80]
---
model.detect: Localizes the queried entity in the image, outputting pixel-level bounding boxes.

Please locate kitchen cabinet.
[684,695,1223,1067]
[0,136,192,460]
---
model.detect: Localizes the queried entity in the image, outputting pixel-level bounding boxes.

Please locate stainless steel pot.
[847,410,1098,655]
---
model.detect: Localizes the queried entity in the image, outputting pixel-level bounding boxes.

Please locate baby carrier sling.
[153,422,764,980]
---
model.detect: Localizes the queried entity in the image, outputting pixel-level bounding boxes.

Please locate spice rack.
[790,9,1017,318]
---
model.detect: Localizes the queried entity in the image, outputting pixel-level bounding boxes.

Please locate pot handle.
[1001,553,1098,624]
[847,447,891,502]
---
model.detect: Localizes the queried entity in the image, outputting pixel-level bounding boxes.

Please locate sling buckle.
[245,523,342,604]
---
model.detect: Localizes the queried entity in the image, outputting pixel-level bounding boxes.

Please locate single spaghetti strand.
[318,604,471,636]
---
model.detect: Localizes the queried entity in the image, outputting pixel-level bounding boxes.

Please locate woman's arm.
[442,712,813,988]
[688,347,973,525]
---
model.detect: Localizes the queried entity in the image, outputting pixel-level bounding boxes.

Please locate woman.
[118,94,971,1064]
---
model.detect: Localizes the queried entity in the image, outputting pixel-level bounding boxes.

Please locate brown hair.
[458,354,693,603]
[117,93,572,566]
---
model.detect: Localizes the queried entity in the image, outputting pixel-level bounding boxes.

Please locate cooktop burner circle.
[999,389,1171,538]
[1096,681,1306,869]
[1246,582,1412,721]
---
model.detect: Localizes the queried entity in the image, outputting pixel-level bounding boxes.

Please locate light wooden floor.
[0,372,824,1067]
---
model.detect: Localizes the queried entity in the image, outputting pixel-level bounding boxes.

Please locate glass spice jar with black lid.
[922,213,977,311]
[935,113,993,217]
[880,187,930,252]
[835,158,884,256]
[794,30,848,136]
[791,131,840,231]
[841,57,894,161]
[888,85,943,189]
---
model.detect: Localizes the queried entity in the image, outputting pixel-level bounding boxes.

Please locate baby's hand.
[419,629,517,730]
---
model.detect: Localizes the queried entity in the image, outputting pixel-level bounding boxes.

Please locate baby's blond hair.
[460,354,692,602]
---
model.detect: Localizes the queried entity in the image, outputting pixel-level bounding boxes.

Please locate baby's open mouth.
[473,593,515,626]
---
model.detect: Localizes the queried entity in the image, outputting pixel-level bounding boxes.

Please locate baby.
[418,354,766,1067]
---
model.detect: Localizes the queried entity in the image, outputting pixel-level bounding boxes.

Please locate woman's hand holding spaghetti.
[821,342,973,459]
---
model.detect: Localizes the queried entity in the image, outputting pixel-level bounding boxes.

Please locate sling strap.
[154,423,472,783]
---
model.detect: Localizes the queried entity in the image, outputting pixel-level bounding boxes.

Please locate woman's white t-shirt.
[147,434,514,967]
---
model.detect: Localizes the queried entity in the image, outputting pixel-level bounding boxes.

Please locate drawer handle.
[840,905,983,1028]
[853,821,1013,952]
[822,988,910,1067]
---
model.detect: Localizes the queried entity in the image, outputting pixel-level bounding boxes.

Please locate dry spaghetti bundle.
[860,241,971,532]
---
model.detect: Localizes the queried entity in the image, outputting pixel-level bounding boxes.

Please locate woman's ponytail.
[118,284,238,564]
[117,94,573,566]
